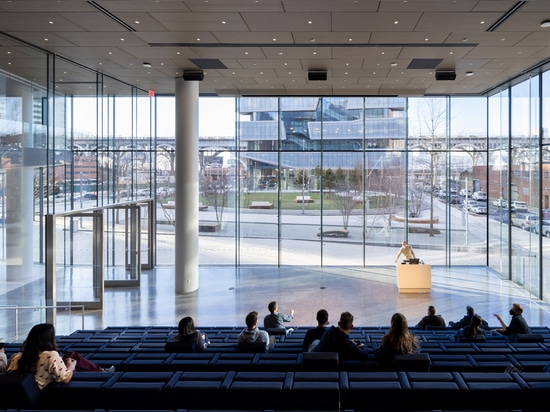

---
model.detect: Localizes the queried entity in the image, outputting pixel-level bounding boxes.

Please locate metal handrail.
[0,304,85,342]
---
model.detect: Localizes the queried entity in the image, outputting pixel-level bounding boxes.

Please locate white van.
[472,191,487,201]
[510,201,528,212]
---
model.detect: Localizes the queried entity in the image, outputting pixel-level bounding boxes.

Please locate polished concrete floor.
[3,265,550,342]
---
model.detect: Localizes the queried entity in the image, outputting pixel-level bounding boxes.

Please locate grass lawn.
[164,192,399,211]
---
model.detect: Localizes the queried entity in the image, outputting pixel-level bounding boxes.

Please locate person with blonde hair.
[375,313,420,365]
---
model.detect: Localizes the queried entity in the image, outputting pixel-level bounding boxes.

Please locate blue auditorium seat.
[459,372,525,410]
[393,353,432,371]
[121,352,175,371]
[340,371,406,411]
[0,372,41,409]
[285,371,340,410]
[165,371,234,410]
[228,371,291,410]
[302,351,339,371]
[40,371,120,410]
[104,371,174,410]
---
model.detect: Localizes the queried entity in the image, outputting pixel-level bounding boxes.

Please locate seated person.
[449,305,488,330]
[375,313,420,365]
[171,316,210,352]
[492,303,530,341]
[7,323,114,391]
[302,309,329,352]
[0,345,6,372]
[313,311,368,362]
[264,301,294,334]
[454,315,486,341]
[416,305,446,329]
[238,311,270,351]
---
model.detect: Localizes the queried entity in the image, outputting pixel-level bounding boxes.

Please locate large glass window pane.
[407,98,448,264]
[238,97,279,264]
[488,90,511,276]
[199,98,237,265]
[510,78,540,298]
[449,97,488,265]
[542,71,550,301]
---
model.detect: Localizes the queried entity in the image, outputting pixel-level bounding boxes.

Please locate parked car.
[510,201,528,213]
[463,200,478,211]
[449,194,460,204]
[471,203,487,214]
[472,191,487,201]
[492,198,508,208]
[511,213,538,230]
[459,189,472,197]
[534,220,550,237]
[492,210,510,224]
[83,193,97,200]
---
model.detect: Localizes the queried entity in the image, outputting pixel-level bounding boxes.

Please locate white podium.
[396,264,432,293]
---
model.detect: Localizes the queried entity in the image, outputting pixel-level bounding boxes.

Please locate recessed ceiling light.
[465,71,474,76]
[142,62,152,68]
[541,20,550,28]
[390,62,398,67]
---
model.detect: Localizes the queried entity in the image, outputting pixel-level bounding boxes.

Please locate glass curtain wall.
[10,29,550,317]
[542,71,550,301]
[193,96,494,267]
[488,89,511,276]
[0,33,154,314]
[510,77,541,298]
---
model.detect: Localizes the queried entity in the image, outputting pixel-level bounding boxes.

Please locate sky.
[199,98,236,137]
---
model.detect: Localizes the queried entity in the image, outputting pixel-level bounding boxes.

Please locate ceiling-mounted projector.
[308,70,327,81]
[182,70,204,81]
[435,70,456,81]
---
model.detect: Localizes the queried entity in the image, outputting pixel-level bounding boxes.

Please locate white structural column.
[5,83,34,282]
[175,77,199,293]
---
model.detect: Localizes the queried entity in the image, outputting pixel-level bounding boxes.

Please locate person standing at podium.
[394,240,416,263]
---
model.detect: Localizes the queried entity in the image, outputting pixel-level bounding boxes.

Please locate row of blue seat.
[3,370,550,411]
[5,331,548,357]
[53,325,550,343]
[91,350,550,373]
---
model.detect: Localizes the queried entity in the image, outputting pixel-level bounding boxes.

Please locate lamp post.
[302,139,305,214]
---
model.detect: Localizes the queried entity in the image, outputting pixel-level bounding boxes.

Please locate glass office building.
[1,32,550,330]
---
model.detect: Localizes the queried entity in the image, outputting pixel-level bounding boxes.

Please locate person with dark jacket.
[415,305,446,329]
[313,311,368,362]
[449,305,488,330]
[492,303,530,341]
[454,314,486,341]
[302,309,329,352]
[264,301,294,334]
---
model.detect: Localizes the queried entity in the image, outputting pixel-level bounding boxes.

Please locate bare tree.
[200,172,229,224]
[411,98,447,236]
[408,186,427,218]
[332,167,357,230]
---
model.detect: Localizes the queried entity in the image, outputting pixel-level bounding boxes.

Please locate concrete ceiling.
[2,0,550,96]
